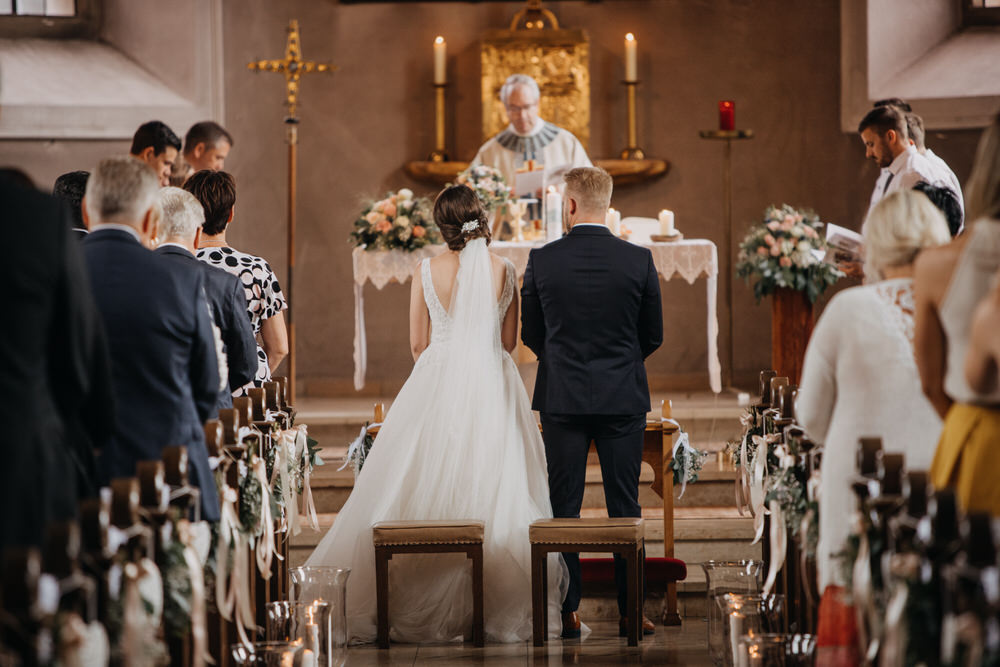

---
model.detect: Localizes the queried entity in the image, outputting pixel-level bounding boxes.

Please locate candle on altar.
[719,100,735,131]
[545,185,562,242]
[658,209,675,236]
[300,649,316,667]
[624,33,638,82]
[433,36,447,85]
[605,207,621,235]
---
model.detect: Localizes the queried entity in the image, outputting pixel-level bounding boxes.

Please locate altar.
[352,233,721,393]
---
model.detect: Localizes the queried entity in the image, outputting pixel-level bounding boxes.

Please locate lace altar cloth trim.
[352,240,721,393]
[352,240,717,289]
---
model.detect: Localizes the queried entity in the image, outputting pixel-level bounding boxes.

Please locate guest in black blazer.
[521,166,663,637]
[154,187,257,411]
[81,157,221,521]
[1,178,114,549]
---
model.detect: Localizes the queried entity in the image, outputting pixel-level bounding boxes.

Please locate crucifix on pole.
[248,19,336,403]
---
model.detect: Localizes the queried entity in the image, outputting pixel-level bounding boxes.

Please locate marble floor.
[340,620,712,665]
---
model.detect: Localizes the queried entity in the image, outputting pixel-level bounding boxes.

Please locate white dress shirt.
[866,145,938,223]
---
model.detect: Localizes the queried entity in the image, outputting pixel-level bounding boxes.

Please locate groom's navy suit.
[521,223,662,617]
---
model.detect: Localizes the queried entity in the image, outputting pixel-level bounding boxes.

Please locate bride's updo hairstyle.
[434,184,491,251]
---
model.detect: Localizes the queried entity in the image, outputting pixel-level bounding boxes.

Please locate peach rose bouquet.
[350,188,441,251]
[736,204,842,303]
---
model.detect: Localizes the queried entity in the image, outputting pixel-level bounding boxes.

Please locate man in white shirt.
[907,113,965,230]
[472,74,592,191]
[859,105,938,223]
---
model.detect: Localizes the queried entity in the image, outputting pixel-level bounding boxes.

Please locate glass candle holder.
[739,633,816,666]
[715,593,786,667]
[231,640,304,666]
[266,601,332,667]
[289,566,351,649]
[701,560,764,665]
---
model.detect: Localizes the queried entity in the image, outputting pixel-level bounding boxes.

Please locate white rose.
[397,188,414,201]
[394,215,410,228]
[797,241,811,253]
[790,226,803,238]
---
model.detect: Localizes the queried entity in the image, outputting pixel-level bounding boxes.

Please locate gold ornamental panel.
[480,28,590,149]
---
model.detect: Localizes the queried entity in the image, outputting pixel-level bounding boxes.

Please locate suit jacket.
[1,182,114,548]
[82,229,221,521]
[521,224,663,415]
[155,245,257,410]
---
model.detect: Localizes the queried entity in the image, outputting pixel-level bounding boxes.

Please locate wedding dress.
[307,237,567,643]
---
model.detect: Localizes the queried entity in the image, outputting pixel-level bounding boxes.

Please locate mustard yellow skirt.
[930,403,1000,515]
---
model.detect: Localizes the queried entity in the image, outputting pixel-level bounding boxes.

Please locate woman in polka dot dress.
[184,170,288,396]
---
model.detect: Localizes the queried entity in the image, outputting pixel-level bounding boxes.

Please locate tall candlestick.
[624,33,637,82]
[545,186,562,242]
[719,100,735,131]
[433,36,447,85]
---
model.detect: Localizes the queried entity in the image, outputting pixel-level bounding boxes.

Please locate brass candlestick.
[428,83,449,162]
[620,80,644,160]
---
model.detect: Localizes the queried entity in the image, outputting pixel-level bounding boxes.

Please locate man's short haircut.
[500,74,540,106]
[158,187,206,241]
[858,105,909,140]
[130,120,181,157]
[183,170,236,236]
[183,121,234,155]
[84,157,159,226]
[53,170,89,230]
[564,166,613,215]
[906,114,926,151]
[874,97,912,113]
[913,181,963,237]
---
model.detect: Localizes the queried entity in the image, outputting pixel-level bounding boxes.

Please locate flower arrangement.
[452,165,513,213]
[736,204,842,303]
[350,188,441,251]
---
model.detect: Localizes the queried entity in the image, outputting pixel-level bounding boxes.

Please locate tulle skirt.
[306,346,567,643]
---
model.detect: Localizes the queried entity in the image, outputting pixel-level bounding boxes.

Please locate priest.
[472,74,592,191]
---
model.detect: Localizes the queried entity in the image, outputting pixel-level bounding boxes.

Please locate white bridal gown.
[307,238,567,643]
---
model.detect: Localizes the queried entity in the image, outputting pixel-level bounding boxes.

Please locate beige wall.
[1,0,986,394]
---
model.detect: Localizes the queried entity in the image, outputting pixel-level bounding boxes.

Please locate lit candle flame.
[435,36,444,44]
[626,33,635,41]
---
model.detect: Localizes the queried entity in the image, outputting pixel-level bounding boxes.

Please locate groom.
[521,166,663,637]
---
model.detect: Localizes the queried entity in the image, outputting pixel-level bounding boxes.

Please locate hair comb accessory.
[461,220,480,233]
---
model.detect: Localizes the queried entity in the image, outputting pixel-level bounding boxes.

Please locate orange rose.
[376,219,392,233]
[383,203,397,218]
[412,225,426,238]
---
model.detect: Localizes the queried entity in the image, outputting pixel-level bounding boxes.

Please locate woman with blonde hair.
[798,189,950,664]
[914,111,1000,515]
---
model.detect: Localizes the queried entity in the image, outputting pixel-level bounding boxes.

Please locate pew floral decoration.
[668,428,708,498]
[452,165,512,213]
[736,204,842,303]
[340,421,378,476]
[350,188,441,251]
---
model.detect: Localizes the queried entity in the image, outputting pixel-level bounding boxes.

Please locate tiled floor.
[339,620,712,665]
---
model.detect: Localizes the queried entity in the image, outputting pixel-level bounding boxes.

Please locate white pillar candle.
[624,33,638,82]
[605,207,621,235]
[729,612,744,667]
[433,36,447,85]
[545,186,562,242]
[658,209,675,236]
[300,649,316,667]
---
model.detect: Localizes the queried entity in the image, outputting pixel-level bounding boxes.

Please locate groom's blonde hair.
[564,167,613,215]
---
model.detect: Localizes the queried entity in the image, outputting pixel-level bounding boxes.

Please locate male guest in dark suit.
[81,157,221,521]
[2,177,114,549]
[521,166,663,637]
[53,170,90,239]
[154,187,257,410]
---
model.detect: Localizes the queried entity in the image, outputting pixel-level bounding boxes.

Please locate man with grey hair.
[155,187,257,412]
[472,73,592,191]
[81,157,221,521]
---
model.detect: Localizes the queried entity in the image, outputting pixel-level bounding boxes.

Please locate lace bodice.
[421,256,515,345]
[872,278,916,348]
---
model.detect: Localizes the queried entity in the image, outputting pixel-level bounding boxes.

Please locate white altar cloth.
[352,238,721,393]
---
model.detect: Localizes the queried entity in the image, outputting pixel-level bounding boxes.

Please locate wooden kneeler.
[372,520,485,649]
[529,518,644,647]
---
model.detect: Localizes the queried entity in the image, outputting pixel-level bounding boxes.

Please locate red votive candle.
[719,100,735,131]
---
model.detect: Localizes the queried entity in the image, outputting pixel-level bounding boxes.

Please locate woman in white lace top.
[797,190,950,595]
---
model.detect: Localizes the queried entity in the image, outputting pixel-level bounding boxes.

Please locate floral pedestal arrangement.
[736,204,842,383]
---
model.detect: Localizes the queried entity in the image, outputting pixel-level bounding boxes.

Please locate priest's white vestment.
[471,118,592,188]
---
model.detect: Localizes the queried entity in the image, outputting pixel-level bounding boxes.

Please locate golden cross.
[247,19,337,119]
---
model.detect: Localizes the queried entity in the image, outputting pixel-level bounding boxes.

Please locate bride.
[307,184,567,643]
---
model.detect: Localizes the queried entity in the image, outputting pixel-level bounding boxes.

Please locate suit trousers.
[540,413,647,616]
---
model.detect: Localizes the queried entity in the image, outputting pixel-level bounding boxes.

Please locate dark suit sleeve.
[638,251,663,358]
[520,250,545,356]
[190,275,221,423]
[224,278,258,391]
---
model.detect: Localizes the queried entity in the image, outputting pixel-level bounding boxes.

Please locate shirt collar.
[888,144,919,176]
[573,223,608,228]
[90,223,142,243]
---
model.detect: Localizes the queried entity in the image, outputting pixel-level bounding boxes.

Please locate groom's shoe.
[561,611,582,639]
[619,616,656,637]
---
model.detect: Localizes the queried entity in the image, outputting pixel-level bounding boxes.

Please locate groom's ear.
[566,197,578,217]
